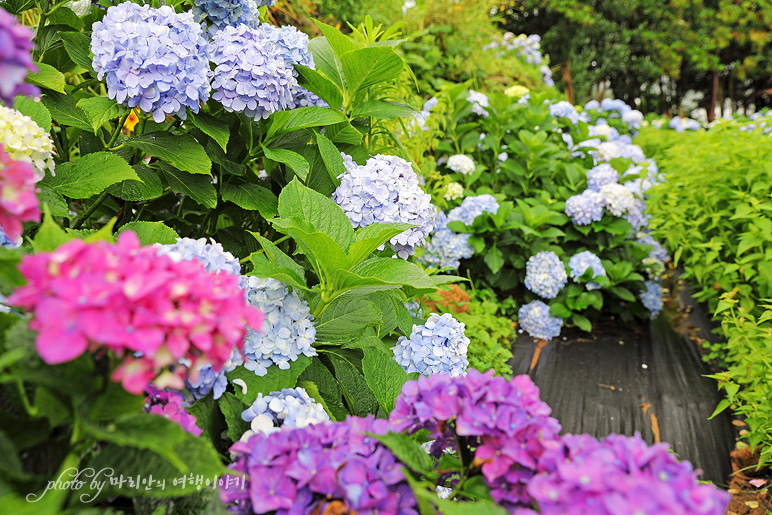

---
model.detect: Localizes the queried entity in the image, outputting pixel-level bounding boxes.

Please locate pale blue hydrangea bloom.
[622,110,644,131]
[466,90,489,117]
[586,163,619,191]
[405,300,423,318]
[568,251,607,290]
[637,233,670,263]
[565,190,604,225]
[258,24,314,68]
[210,24,296,120]
[186,349,243,399]
[292,87,328,108]
[447,194,499,226]
[540,64,554,86]
[193,0,261,30]
[91,3,211,123]
[624,197,649,231]
[600,98,632,116]
[599,183,635,217]
[524,251,567,299]
[549,101,579,125]
[518,300,563,340]
[156,237,241,275]
[447,154,475,175]
[240,387,329,438]
[584,100,600,111]
[332,154,436,259]
[639,281,663,318]
[418,212,475,270]
[393,313,469,377]
[240,277,317,376]
[0,225,21,248]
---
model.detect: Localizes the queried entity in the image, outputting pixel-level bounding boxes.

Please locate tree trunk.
[562,58,575,104]
[708,70,718,122]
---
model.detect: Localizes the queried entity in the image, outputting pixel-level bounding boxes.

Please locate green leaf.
[59,31,94,73]
[351,257,437,295]
[351,100,415,120]
[347,222,415,268]
[87,382,144,422]
[248,253,308,292]
[27,62,66,93]
[117,221,178,245]
[436,499,509,515]
[340,47,403,94]
[272,220,348,284]
[709,398,732,420]
[221,182,278,219]
[41,91,92,131]
[107,164,163,201]
[43,152,140,199]
[37,182,69,217]
[297,357,349,420]
[315,297,382,343]
[362,346,410,413]
[0,0,35,14]
[483,246,505,274]
[77,97,130,133]
[316,132,345,188]
[219,393,249,442]
[372,432,434,475]
[611,286,637,302]
[314,20,359,57]
[13,96,51,130]
[278,178,354,249]
[603,217,633,235]
[571,313,592,332]
[227,355,312,405]
[262,147,310,180]
[251,233,306,281]
[47,6,83,30]
[125,132,212,176]
[550,302,571,318]
[159,163,217,209]
[189,112,229,152]
[268,106,347,139]
[294,65,343,111]
[308,37,345,89]
[325,350,380,416]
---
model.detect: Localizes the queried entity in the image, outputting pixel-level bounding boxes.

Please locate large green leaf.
[294,65,343,111]
[250,233,306,281]
[188,112,229,152]
[248,253,309,291]
[372,432,434,476]
[77,97,130,133]
[59,31,94,73]
[27,62,66,93]
[315,297,382,343]
[107,164,163,201]
[314,20,360,57]
[219,393,249,442]
[267,106,347,139]
[36,182,69,217]
[43,151,140,199]
[351,100,416,120]
[221,182,278,219]
[278,178,354,249]
[351,257,437,294]
[325,350,380,416]
[340,47,403,94]
[316,132,345,188]
[41,91,92,131]
[297,357,349,420]
[117,221,178,245]
[262,147,310,180]
[308,37,345,89]
[125,132,212,176]
[13,96,51,130]
[362,346,412,413]
[347,222,415,268]
[272,220,348,284]
[227,355,312,405]
[159,163,217,209]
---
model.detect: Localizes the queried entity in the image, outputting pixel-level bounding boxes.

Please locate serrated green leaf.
[250,233,305,281]
[107,164,163,201]
[47,6,83,30]
[294,65,343,111]
[351,100,415,120]
[117,222,178,245]
[297,357,349,420]
[315,297,382,343]
[125,132,212,176]
[308,37,345,89]
[347,223,415,268]
[316,132,345,188]
[325,350,379,416]
[189,112,229,152]
[219,393,249,442]
[77,97,130,133]
[41,91,92,131]
[159,163,217,209]
[221,182,278,219]
[59,31,94,73]
[340,47,403,94]
[37,182,69,217]
[43,151,139,199]
[13,96,51,130]
[351,257,437,296]
[267,106,347,139]
[262,146,310,180]
[362,346,410,413]
[372,432,434,475]
[247,253,309,291]
[32,211,71,251]
[28,62,66,93]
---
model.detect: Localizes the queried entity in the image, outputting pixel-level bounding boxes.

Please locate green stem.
[72,191,110,229]
[14,379,37,416]
[106,112,132,149]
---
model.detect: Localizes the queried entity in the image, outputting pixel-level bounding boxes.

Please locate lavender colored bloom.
[156,237,241,275]
[193,0,261,30]
[467,90,489,117]
[568,251,606,290]
[0,7,39,107]
[447,194,499,226]
[144,386,202,436]
[565,190,604,226]
[549,101,579,125]
[418,212,475,270]
[586,163,619,191]
[524,251,567,299]
[518,300,563,340]
[186,348,243,399]
[393,312,470,377]
[638,233,670,263]
[447,154,475,175]
[600,183,635,217]
[240,276,317,376]
[240,387,329,440]
[529,433,729,515]
[639,280,663,318]
[332,154,436,259]
[91,3,211,123]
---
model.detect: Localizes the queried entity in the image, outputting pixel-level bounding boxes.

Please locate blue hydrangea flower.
[586,163,619,191]
[622,109,644,131]
[549,101,579,125]
[210,24,296,120]
[240,387,329,439]
[637,233,670,263]
[91,3,211,123]
[292,87,329,108]
[568,251,606,290]
[565,190,604,225]
[624,197,649,231]
[640,281,663,318]
[193,0,261,30]
[404,300,423,318]
[186,349,243,399]
[584,100,600,111]
[258,24,314,68]
[332,154,436,259]
[417,212,475,270]
[599,183,635,217]
[393,312,469,377]
[240,276,317,376]
[466,90,489,117]
[524,251,567,299]
[518,300,563,340]
[156,237,241,275]
[447,194,499,226]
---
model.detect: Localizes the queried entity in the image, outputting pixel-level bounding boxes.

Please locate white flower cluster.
[447,154,475,175]
[444,181,464,201]
[0,105,55,179]
[239,387,329,440]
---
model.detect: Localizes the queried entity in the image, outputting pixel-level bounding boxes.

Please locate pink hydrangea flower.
[144,386,202,436]
[8,231,263,394]
[0,144,40,241]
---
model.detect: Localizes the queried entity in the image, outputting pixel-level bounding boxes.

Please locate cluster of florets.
[485,33,553,85]
[240,276,317,376]
[393,312,470,377]
[144,386,202,436]
[518,300,563,340]
[467,90,489,117]
[418,212,475,270]
[594,140,647,164]
[447,154,475,175]
[185,348,243,399]
[586,163,619,191]
[91,3,211,123]
[0,8,39,107]
[390,370,562,510]
[568,251,606,290]
[193,0,261,31]
[505,85,530,100]
[638,233,670,264]
[549,101,579,125]
[669,116,701,132]
[565,190,604,226]
[156,237,241,276]
[239,387,329,440]
[587,122,619,140]
[639,280,663,318]
[447,194,499,226]
[524,251,567,299]
[625,195,650,231]
[221,415,417,515]
[0,145,40,241]
[333,154,436,259]
[622,109,644,131]
[444,181,464,200]
[527,433,729,515]
[600,183,635,216]
[0,106,55,179]
[404,300,423,318]
[8,232,264,394]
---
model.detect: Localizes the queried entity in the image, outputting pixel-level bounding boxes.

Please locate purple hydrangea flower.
[393,312,469,377]
[529,433,729,515]
[447,194,499,226]
[418,212,475,270]
[524,251,567,299]
[0,7,39,107]
[91,3,211,123]
[568,251,606,290]
[565,190,604,226]
[640,280,663,318]
[144,386,202,436]
[518,300,563,340]
[193,0,261,30]
[586,163,619,191]
[332,154,436,259]
[240,386,329,439]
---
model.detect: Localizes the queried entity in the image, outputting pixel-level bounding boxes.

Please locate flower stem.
[72,191,110,229]
[107,112,132,149]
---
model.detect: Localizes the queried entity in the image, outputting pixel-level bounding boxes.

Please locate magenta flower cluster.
[389,370,562,510]
[220,415,417,515]
[526,432,730,515]
[8,231,264,395]
[144,386,202,436]
[0,7,39,106]
[0,144,40,241]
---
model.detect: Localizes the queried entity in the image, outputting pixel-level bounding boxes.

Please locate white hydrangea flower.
[443,181,464,201]
[447,154,475,175]
[599,183,635,216]
[0,105,55,180]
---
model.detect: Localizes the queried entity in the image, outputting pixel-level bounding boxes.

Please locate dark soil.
[727,447,772,514]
